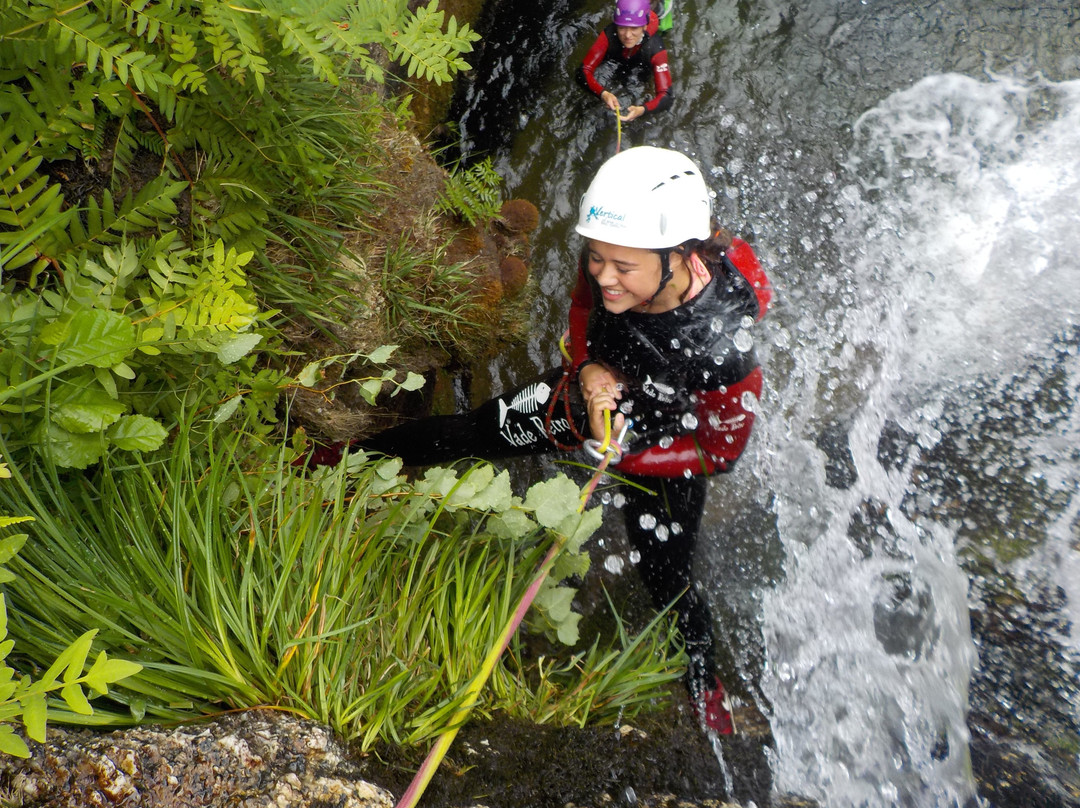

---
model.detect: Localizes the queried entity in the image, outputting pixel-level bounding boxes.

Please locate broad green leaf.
[107,415,168,452]
[399,371,426,391]
[556,611,582,645]
[62,631,95,684]
[212,396,242,424]
[21,692,47,742]
[364,345,397,364]
[486,508,536,540]
[35,422,104,469]
[557,505,602,554]
[217,332,262,364]
[0,724,29,758]
[0,534,28,564]
[523,475,581,529]
[536,581,574,621]
[60,682,93,715]
[465,468,513,513]
[52,394,126,434]
[52,311,135,368]
[358,378,382,404]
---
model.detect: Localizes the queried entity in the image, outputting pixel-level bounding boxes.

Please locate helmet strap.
[638,249,673,309]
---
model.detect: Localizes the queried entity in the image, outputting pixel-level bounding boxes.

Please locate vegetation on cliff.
[0,0,683,759]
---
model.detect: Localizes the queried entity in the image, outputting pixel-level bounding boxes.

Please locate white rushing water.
[751,73,1080,807]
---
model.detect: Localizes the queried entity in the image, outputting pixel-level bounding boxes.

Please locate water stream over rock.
[445,1,1080,805]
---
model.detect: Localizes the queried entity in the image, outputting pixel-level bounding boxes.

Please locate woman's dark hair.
[675,221,733,263]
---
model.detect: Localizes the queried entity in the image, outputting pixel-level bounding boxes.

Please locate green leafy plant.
[0,423,684,748]
[436,157,504,227]
[0,462,141,757]
[294,343,426,406]
[0,239,274,468]
[0,0,478,319]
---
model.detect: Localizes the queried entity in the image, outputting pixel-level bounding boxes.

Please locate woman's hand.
[600,90,620,112]
[619,105,645,122]
[579,363,624,442]
[579,362,619,402]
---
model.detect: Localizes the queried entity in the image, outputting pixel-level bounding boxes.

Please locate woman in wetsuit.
[575,0,673,122]
[361,147,771,734]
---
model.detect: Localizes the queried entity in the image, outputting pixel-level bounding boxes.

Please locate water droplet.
[604,554,625,574]
[659,435,674,448]
[629,550,641,564]
[681,413,699,430]
[670,338,681,349]
[741,390,758,413]
[612,493,626,508]
[601,491,612,504]
[638,513,657,529]
[655,524,669,541]
[710,316,726,334]
[670,522,682,535]
[733,328,754,352]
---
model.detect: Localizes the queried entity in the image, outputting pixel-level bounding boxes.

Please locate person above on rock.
[576,0,673,122]
[313,147,771,736]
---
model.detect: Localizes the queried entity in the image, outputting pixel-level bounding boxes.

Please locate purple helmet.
[614,0,650,27]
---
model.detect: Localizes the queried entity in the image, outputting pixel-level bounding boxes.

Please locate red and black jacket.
[579,12,673,115]
[567,238,771,477]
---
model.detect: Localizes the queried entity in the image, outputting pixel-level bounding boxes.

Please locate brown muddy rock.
[0,710,393,808]
[498,255,529,297]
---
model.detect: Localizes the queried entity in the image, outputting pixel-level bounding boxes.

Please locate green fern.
[384,0,479,85]
[0,124,68,278]
[437,157,504,227]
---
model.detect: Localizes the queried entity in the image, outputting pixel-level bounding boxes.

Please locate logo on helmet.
[586,205,626,226]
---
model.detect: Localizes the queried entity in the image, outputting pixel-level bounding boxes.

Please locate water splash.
[757,73,1080,807]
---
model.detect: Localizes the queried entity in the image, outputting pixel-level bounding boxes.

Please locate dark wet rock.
[357,706,813,808]
[0,710,393,808]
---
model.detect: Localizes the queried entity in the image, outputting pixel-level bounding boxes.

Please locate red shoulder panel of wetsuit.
[614,366,763,477]
[647,11,660,35]
[580,31,612,96]
[568,262,594,373]
[644,47,672,113]
[727,237,771,318]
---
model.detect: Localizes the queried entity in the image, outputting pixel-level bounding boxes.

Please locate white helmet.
[575,146,712,249]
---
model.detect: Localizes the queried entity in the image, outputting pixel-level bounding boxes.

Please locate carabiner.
[583,419,632,464]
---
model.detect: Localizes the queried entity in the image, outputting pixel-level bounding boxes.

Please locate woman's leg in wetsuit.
[620,475,722,711]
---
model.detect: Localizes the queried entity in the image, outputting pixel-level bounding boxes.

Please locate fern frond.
[48,6,171,93]
[0,123,68,276]
[436,157,503,227]
[383,0,479,86]
[271,15,338,85]
[201,1,270,92]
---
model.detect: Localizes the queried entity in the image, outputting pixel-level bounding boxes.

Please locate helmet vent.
[650,169,696,192]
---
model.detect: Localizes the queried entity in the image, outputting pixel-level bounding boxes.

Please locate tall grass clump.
[0,419,684,748]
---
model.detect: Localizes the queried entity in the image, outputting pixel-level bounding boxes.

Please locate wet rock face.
[0,710,393,808]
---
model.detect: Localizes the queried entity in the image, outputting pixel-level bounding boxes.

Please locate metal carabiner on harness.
[583,418,632,464]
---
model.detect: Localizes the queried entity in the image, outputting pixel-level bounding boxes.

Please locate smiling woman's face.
[585,240,662,313]
[615,24,645,48]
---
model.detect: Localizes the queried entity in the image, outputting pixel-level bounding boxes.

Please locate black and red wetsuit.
[575,11,674,116]
[356,238,771,705]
